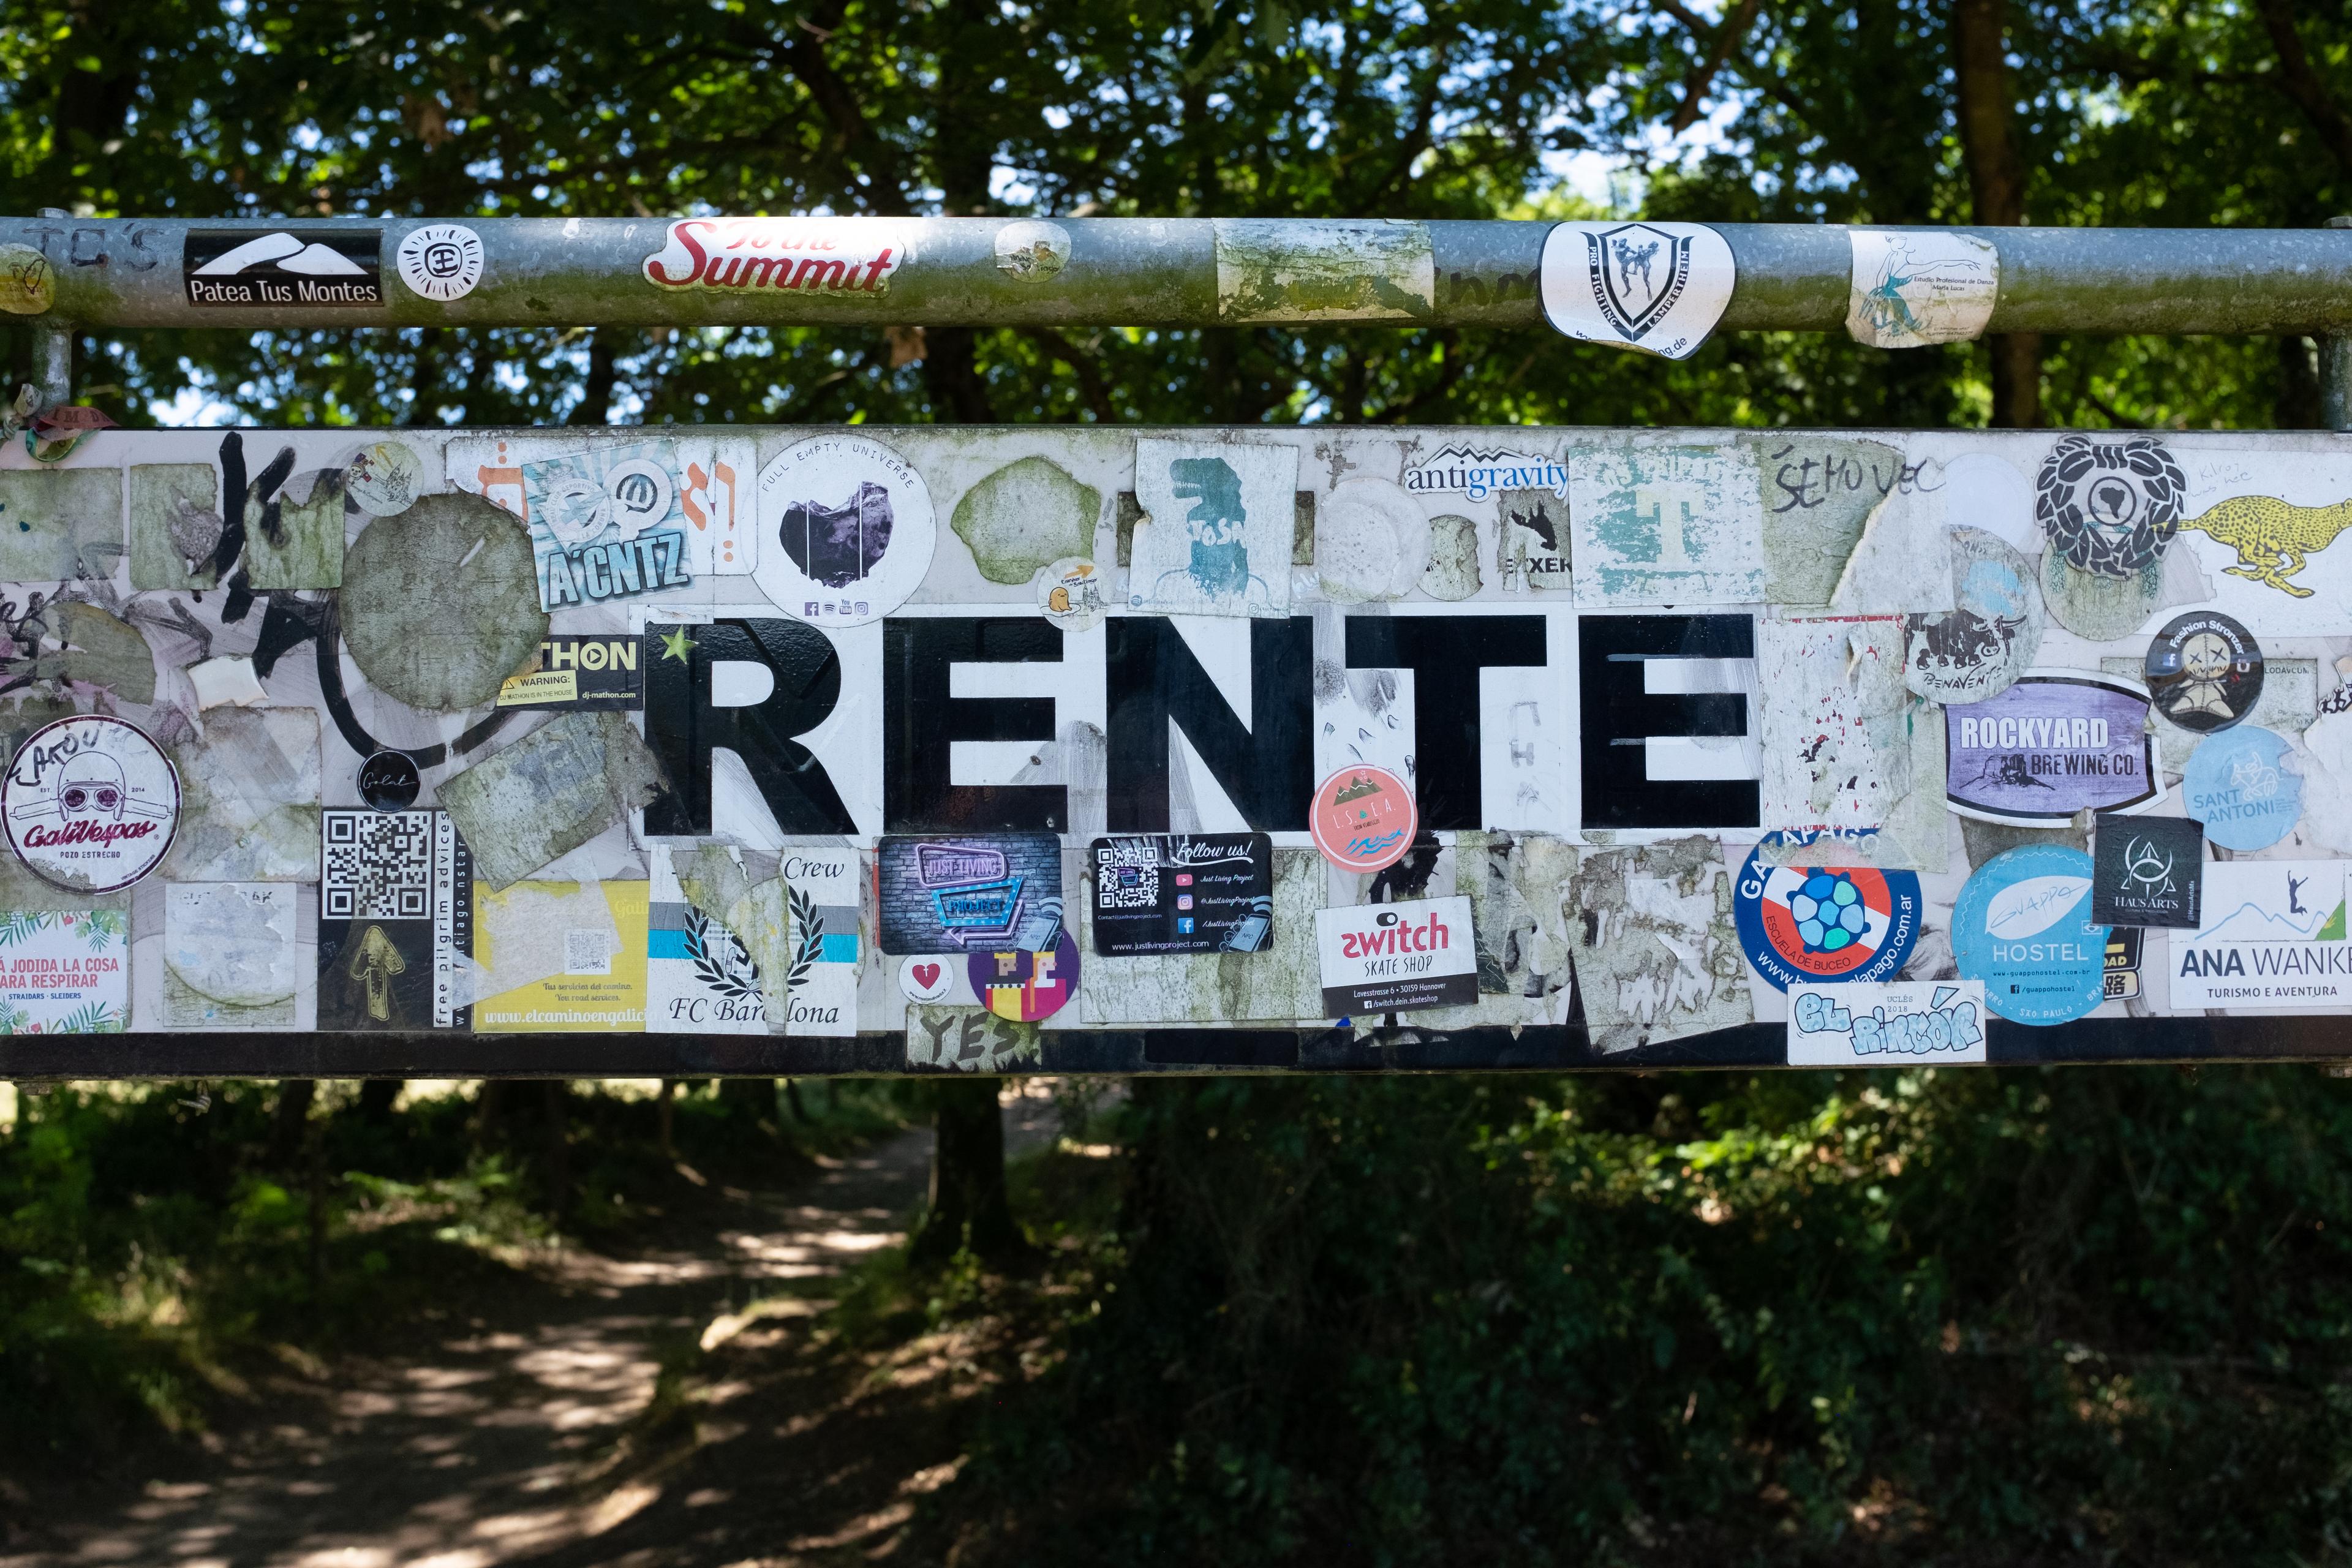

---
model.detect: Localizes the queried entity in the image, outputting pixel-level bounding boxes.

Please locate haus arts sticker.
[1316,895,1477,1018]
[1943,670,2161,826]
[184,230,385,307]
[2090,815,2204,930]
[1091,834,1273,956]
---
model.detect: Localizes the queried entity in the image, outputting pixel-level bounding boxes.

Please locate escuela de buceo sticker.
[1733,835,1923,992]
[2,716,180,894]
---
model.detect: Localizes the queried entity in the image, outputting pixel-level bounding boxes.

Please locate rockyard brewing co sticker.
[183,230,385,307]
[755,434,938,628]
[1733,835,1922,992]
[1786,979,1988,1067]
[1091,833,1274,956]
[2172,860,2351,1012]
[1944,669,2162,826]
[1310,765,1417,873]
[2,717,179,893]
[1953,844,2109,1027]
[1539,221,1735,360]
[1316,895,1477,1018]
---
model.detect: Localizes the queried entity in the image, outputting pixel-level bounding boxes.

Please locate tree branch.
[1668,0,1759,135]
[2255,0,2352,180]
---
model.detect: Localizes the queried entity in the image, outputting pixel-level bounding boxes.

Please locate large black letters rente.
[1578,614,1759,830]
[1345,616,1545,830]
[646,619,858,834]
[1106,617,1311,831]
[884,617,1064,832]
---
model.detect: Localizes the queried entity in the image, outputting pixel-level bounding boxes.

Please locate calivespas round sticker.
[2,715,181,893]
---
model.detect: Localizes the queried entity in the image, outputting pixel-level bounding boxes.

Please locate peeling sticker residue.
[0,468,124,585]
[129,464,224,591]
[1756,436,1911,610]
[437,710,667,889]
[1757,619,1907,833]
[1419,514,1483,600]
[1129,437,1297,617]
[167,707,320,883]
[1570,445,1763,607]
[1214,219,1433,323]
[14,601,157,705]
[162,882,299,1027]
[1316,477,1429,603]
[342,492,548,712]
[245,466,346,589]
[950,454,1100,585]
[1569,835,1752,1052]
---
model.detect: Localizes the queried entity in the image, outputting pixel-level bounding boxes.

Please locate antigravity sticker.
[1953,844,2109,1026]
[1401,443,1569,501]
[184,230,384,307]
[2036,434,2187,578]
[496,635,646,710]
[1315,895,1477,1018]
[2182,725,2303,853]
[2144,610,2262,732]
[1905,527,2042,704]
[2171,860,2351,1012]
[1845,230,1997,348]
[968,932,1079,1023]
[878,835,1063,956]
[1091,833,1273,956]
[1786,979,1988,1066]
[1539,221,1735,360]
[1310,765,1417,873]
[642,217,909,297]
[358,751,421,813]
[395,224,484,303]
[2090,814,2203,929]
[2,716,180,894]
[1944,670,2162,826]
[1732,837,1922,992]
[755,434,937,628]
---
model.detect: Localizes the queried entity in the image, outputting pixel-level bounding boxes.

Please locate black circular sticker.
[2036,434,2187,579]
[358,750,421,812]
[2144,611,2263,733]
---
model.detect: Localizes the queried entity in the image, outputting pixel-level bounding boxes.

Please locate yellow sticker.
[472,880,649,1033]
[497,668,578,706]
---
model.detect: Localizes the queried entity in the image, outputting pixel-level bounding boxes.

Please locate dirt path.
[2,1089,1061,1568]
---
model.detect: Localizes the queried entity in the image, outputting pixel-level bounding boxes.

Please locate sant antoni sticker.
[2,717,179,894]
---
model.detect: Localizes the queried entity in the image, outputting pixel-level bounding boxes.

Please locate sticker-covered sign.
[395,224,484,303]
[2090,815,2203,929]
[1905,527,2041,703]
[1787,979,1988,1066]
[184,230,385,308]
[646,845,766,1036]
[1953,844,2108,1026]
[1539,221,1735,360]
[878,835,1063,956]
[968,932,1079,1023]
[1733,838,1922,992]
[496,635,646,710]
[1845,229,1997,349]
[755,434,937,628]
[2036,434,2187,578]
[1316,895,1477,1018]
[1309,766,1417,873]
[2171,860,2350,1012]
[2181,724,2303,852]
[2144,611,2262,732]
[1091,834,1273,956]
[316,809,472,1031]
[641,217,910,298]
[0,911,126,1034]
[1944,670,2162,826]
[2,716,180,894]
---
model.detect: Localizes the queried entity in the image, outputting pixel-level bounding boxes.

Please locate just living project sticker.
[1316,895,1477,1019]
[1732,837,1922,992]
[1943,670,2162,826]
[2172,860,2351,1012]
[878,836,1064,956]
[1786,980,1988,1067]
[1091,834,1273,956]
[1953,845,2108,1027]
[0,911,127,1034]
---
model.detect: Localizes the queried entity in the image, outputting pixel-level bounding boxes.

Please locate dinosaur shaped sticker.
[1128,438,1297,617]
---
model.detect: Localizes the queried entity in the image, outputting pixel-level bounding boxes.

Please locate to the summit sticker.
[184,230,385,307]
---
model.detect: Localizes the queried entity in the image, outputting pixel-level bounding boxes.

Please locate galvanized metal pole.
[27,207,69,406]
[2324,217,2352,431]
[0,216,2349,337]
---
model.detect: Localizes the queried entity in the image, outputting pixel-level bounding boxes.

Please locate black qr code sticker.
[323,810,437,920]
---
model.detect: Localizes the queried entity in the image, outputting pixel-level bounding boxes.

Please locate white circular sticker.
[604,457,676,537]
[396,224,485,303]
[1036,557,1107,632]
[3,716,180,894]
[344,442,425,517]
[899,954,956,1003]
[754,434,937,628]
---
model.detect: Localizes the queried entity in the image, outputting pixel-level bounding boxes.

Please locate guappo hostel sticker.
[1953,843,2108,1027]
[2,716,180,893]
[754,434,937,628]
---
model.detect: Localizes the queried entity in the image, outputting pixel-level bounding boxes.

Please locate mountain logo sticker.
[184,230,385,307]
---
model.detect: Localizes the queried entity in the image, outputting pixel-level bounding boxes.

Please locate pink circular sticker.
[1310,765,1417,873]
[2,715,181,894]
[967,932,1080,1023]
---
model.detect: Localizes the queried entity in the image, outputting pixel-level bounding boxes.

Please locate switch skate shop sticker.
[1786,979,1988,1067]
[1091,833,1273,956]
[1944,669,2162,826]
[1,716,180,894]
[1315,895,1477,1019]
[1733,834,1922,992]
[1953,844,2109,1027]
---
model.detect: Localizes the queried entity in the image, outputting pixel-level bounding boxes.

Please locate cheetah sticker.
[2176,495,2352,598]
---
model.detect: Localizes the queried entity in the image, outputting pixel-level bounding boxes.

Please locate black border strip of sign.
[1,1016,2346,1080]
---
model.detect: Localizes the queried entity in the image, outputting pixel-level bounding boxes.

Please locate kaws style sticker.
[1310,766,1416,873]
[2143,611,2262,733]
[1733,835,1923,992]
[1953,844,2109,1027]
[2,717,179,894]
[755,434,937,627]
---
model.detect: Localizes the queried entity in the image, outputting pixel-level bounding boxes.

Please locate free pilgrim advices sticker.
[2,717,180,894]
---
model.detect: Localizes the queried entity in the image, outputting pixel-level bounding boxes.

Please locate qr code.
[323,810,437,920]
[1095,839,1159,910]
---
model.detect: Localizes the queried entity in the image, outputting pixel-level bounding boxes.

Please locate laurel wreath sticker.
[682,886,824,1000]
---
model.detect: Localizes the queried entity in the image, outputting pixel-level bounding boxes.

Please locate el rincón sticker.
[2,716,180,894]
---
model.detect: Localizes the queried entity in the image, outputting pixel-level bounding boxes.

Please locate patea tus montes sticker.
[2,716,181,894]
[755,434,938,628]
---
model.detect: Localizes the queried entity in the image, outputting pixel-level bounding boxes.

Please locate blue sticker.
[2181,725,2302,853]
[1733,834,1923,992]
[1953,845,2108,1027]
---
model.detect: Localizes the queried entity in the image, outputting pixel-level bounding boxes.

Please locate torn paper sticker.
[777,845,860,1038]
[905,1004,1041,1072]
[1539,221,1735,360]
[1130,438,1298,617]
[1213,218,1433,322]
[1756,619,1910,834]
[1905,528,2041,704]
[1846,230,1997,349]
[647,843,768,1035]
[1567,836,1752,1053]
[1570,445,1763,607]
[437,711,668,891]
[167,707,319,884]
[162,883,298,1028]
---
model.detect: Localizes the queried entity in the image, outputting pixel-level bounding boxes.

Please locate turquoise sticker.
[1952,844,2108,1027]
[2182,725,2302,852]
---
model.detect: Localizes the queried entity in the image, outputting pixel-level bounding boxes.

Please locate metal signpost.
[2,211,2351,1079]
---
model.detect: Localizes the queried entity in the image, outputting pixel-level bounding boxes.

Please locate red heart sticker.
[913,962,940,988]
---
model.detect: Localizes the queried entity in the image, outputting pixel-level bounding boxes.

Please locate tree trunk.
[657,1077,677,1156]
[911,1077,1026,1266]
[2278,334,2324,429]
[541,1080,570,1220]
[356,1078,401,1123]
[1952,0,2041,428]
[267,1079,317,1167]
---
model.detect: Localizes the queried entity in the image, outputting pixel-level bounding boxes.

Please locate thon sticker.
[642,216,908,297]
[2036,434,2187,579]
[1953,844,2108,1027]
[2,717,179,894]
[2182,725,2303,853]
[968,932,1080,1023]
[496,635,646,711]
[1787,979,1988,1067]
[2171,860,2351,1012]
[878,835,1063,956]
[1944,669,2162,826]
[1091,833,1273,956]
[1733,836,1922,992]
[2090,814,2203,929]
[184,229,384,308]
[1905,527,2041,703]
[1539,221,1735,360]
[395,224,484,303]
[2144,610,2262,733]
[755,434,937,628]
[1310,765,1417,874]
[1315,894,1477,1018]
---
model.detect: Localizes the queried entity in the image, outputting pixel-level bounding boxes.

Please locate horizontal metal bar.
[1,216,2347,335]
